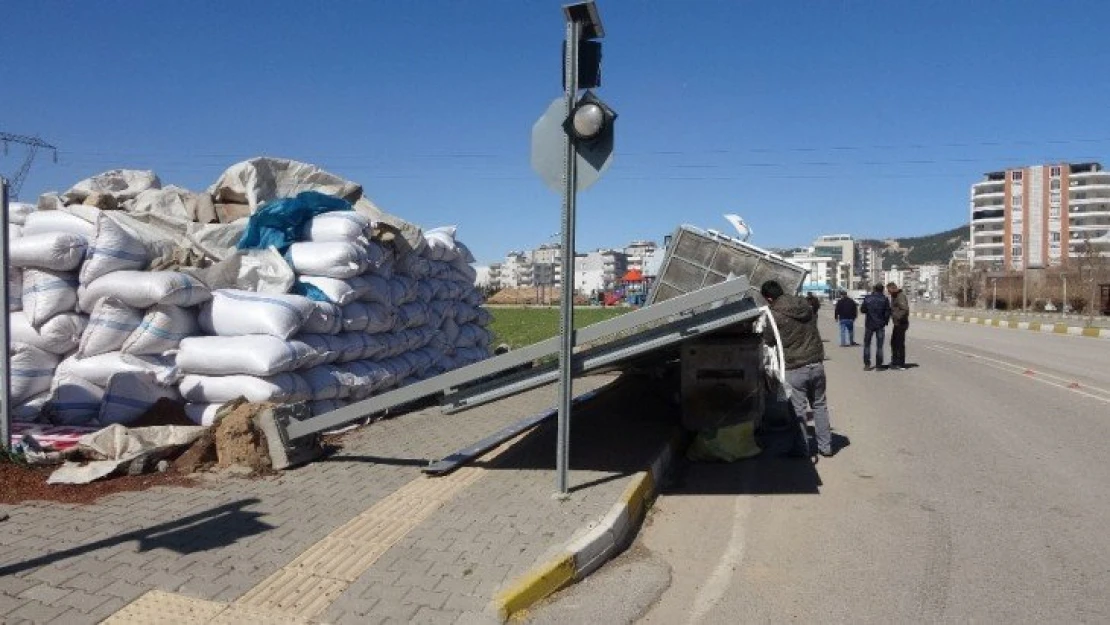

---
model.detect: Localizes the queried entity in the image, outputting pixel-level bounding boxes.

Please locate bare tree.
[1073,232,1108,324]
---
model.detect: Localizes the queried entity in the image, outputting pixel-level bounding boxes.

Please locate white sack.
[22,269,79,327]
[11,342,60,404]
[351,274,392,306]
[8,268,22,312]
[10,232,87,271]
[236,247,296,294]
[396,302,429,330]
[339,302,370,332]
[200,289,315,339]
[363,303,395,334]
[300,365,350,400]
[100,371,181,426]
[22,210,98,239]
[122,305,198,355]
[175,335,317,376]
[48,373,105,425]
[344,360,393,399]
[423,226,460,262]
[296,333,341,365]
[185,403,222,426]
[79,297,143,358]
[307,211,373,242]
[79,270,211,310]
[302,301,343,335]
[9,202,36,226]
[179,372,310,404]
[56,352,177,388]
[299,276,359,306]
[11,311,87,355]
[80,212,151,285]
[286,241,368,279]
[13,392,49,423]
[388,276,418,305]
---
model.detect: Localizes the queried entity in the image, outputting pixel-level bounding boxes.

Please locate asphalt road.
[528,312,1110,624]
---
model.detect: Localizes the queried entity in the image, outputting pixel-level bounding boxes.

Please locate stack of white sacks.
[8,204,492,428]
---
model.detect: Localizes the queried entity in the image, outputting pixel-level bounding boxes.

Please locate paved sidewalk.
[0,372,677,624]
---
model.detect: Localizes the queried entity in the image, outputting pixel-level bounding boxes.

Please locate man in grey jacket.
[761,280,834,458]
[887,282,910,370]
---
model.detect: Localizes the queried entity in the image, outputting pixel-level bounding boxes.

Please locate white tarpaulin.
[63,169,162,203]
[47,424,206,484]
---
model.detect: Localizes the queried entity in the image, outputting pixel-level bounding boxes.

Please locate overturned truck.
[261,223,809,469]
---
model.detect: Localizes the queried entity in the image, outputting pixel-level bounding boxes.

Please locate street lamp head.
[566,90,617,142]
[571,102,605,139]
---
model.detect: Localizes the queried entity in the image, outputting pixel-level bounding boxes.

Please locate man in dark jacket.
[860,284,891,371]
[887,282,910,370]
[806,292,821,315]
[833,290,859,347]
[761,280,833,457]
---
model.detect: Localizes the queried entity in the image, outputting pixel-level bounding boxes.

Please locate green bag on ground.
[687,420,762,462]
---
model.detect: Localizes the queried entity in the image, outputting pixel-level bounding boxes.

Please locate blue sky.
[4,1,1110,263]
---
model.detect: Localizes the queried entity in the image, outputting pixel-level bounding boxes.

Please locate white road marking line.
[686,495,752,625]
[923,344,1110,405]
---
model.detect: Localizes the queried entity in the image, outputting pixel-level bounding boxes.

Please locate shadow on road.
[663,426,824,497]
[0,498,270,576]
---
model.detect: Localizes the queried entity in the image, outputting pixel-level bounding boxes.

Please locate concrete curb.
[913,312,1110,339]
[489,430,683,621]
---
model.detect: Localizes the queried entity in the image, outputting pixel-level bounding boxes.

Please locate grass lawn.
[488,306,630,348]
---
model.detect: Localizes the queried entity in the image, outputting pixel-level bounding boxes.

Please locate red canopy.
[622,269,644,282]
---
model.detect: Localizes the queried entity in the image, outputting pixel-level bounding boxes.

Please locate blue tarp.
[236,191,352,254]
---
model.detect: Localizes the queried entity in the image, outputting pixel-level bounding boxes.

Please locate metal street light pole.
[1,177,11,452]
[991,278,997,311]
[556,13,582,497]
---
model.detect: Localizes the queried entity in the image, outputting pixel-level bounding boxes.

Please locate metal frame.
[441,296,763,413]
[281,276,753,441]
[648,225,809,305]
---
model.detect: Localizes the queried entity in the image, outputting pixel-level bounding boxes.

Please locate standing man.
[805,292,821,315]
[761,280,834,458]
[860,284,891,371]
[834,290,859,347]
[887,282,910,370]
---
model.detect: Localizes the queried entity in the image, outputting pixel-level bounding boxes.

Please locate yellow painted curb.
[620,471,655,524]
[1029,322,1041,331]
[1082,327,1100,337]
[493,554,576,621]
[1007,320,1018,328]
[1054,324,1068,334]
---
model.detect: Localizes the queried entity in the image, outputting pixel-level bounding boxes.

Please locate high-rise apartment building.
[970,162,1110,269]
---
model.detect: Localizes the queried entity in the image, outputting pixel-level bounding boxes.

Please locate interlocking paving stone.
[3,373,674,624]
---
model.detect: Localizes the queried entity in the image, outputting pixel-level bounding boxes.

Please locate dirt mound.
[173,430,218,474]
[212,400,273,474]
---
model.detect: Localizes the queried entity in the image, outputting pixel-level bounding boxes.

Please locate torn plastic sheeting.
[46,424,206,485]
[237,191,352,254]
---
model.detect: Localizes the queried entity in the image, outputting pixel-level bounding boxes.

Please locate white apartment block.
[970,162,1110,270]
[813,234,858,288]
[790,253,839,295]
[623,240,658,273]
[572,249,629,296]
[858,244,884,286]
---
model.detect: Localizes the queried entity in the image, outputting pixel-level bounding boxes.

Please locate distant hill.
[861,225,969,270]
